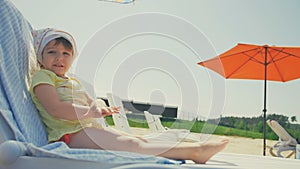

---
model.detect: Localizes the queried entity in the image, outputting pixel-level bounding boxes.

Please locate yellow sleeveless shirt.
[30,69,102,142]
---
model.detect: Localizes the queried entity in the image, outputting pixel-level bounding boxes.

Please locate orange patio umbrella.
[198,43,300,156]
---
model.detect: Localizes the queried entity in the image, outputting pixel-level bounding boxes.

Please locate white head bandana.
[32,28,78,64]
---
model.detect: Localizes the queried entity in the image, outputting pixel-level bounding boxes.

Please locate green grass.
[105,116,272,140]
[161,119,264,139]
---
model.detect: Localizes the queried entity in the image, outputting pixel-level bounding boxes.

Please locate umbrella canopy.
[198,43,300,155]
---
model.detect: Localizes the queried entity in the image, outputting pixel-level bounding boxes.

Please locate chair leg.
[269,147,277,157]
[285,151,295,158]
[269,147,296,158]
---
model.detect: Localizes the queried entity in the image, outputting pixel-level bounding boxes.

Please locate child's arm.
[34,84,101,120]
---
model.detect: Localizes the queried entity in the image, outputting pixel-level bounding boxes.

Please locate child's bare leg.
[69,127,228,164]
[184,139,228,164]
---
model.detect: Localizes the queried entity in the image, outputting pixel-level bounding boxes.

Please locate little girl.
[30,28,228,164]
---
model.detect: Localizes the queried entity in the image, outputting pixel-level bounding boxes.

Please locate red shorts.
[57,133,74,145]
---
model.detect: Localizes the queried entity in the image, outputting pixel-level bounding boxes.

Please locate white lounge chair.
[144,111,199,142]
[267,119,298,158]
[144,111,185,133]
[144,110,163,132]
[106,93,133,133]
[106,93,199,142]
[107,93,191,141]
[107,92,198,142]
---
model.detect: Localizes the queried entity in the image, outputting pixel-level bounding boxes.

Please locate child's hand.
[89,100,119,118]
[88,100,102,118]
[101,106,120,117]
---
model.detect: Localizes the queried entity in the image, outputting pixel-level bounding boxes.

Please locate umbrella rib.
[268,47,300,82]
[222,46,265,65]
[226,50,263,78]
[242,50,265,65]
[270,48,288,63]
[267,49,285,82]
[226,59,249,78]
[220,47,260,59]
[271,48,300,60]
[272,48,300,58]
[200,47,263,78]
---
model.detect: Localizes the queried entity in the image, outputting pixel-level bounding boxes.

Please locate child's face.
[41,40,74,77]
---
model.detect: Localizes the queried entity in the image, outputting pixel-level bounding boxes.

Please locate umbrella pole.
[263,79,267,156]
[263,46,268,156]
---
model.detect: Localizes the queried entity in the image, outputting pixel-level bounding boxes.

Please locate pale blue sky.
[11,0,300,122]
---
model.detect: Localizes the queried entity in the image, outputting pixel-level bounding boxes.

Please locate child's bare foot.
[191,139,228,164]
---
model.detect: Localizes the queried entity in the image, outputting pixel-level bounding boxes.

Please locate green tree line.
[106,113,300,141]
[213,114,300,141]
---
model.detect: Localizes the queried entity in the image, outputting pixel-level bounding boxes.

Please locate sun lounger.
[107,93,194,141]
[267,119,298,158]
[106,92,198,142]
[144,111,199,142]
[106,93,133,133]
[107,93,199,142]
[144,111,169,132]
[106,93,177,141]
